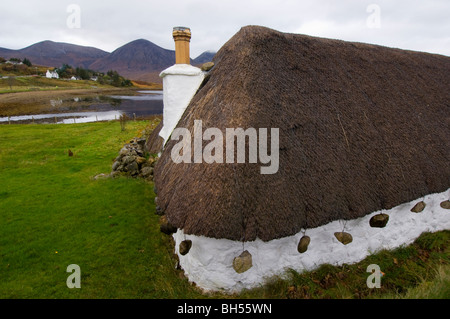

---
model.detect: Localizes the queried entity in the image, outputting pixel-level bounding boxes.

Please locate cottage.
[147,26,450,292]
[46,70,59,79]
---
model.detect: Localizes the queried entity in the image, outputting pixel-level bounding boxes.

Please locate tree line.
[55,64,132,87]
[0,57,32,66]
[0,56,132,87]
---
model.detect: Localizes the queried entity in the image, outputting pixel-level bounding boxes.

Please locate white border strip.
[173,189,450,292]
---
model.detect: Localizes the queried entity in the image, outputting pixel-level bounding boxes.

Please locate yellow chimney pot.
[173,26,191,64]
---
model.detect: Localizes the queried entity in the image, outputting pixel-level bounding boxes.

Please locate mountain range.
[0,40,215,83]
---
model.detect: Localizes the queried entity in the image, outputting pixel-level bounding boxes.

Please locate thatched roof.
[144,120,163,155]
[152,25,450,242]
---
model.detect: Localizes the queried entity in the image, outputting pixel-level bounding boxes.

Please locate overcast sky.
[1,0,449,58]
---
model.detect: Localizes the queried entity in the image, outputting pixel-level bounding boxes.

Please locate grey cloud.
[0,0,448,57]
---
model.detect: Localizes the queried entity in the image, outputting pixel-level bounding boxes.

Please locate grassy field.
[0,120,448,299]
[0,76,161,95]
[0,76,109,94]
[0,120,205,298]
[0,63,162,94]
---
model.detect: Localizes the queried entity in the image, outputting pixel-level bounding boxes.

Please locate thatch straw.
[151,25,450,242]
[144,121,163,155]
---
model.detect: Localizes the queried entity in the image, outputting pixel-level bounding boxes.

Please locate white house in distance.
[46,70,59,79]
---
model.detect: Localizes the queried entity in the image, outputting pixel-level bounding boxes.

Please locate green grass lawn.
[0,121,448,299]
[0,120,205,298]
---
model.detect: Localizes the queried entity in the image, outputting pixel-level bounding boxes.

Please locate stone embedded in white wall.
[297,235,310,253]
[334,231,353,245]
[232,250,253,273]
[179,240,192,255]
[172,188,450,293]
[441,200,450,209]
[159,64,205,143]
[411,201,426,213]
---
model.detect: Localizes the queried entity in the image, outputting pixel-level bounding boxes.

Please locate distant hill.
[0,40,215,84]
[89,39,177,84]
[193,51,216,64]
[0,41,108,69]
[0,47,14,58]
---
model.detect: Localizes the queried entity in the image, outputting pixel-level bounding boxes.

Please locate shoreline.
[0,86,161,117]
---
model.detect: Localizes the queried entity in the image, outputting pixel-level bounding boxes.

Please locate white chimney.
[159,27,205,144]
